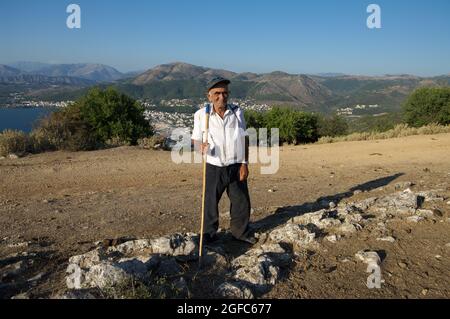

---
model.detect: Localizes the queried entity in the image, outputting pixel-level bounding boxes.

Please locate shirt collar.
[210,104,230,116]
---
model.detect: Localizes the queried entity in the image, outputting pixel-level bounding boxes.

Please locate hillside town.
[1,92,74,108]
[337,104,380,115]
[144,110,194,136]
[139,97,272,112]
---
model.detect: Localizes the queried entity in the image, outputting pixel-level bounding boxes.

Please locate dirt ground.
[0,133,449,299]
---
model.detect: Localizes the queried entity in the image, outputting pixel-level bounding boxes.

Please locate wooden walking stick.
[198,104,211,266]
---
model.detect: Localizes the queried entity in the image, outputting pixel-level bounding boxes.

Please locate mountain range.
[121,62,450,113]
[0,65,94,85]
[3,62,125,82]
[1,61,449,114]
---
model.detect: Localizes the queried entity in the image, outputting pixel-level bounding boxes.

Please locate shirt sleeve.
[238,108,248,164]
[238,109,249,136]
[191,110,203,141]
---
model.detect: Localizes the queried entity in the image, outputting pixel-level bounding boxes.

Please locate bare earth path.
[1,133,449,298]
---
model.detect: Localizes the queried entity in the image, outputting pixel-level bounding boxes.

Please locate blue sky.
[0,0,449,76]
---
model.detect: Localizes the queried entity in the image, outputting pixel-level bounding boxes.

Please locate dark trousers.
[204,163,251,239]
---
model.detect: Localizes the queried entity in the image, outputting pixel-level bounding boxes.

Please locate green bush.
[0,129,30,156]
[317,114,349,137]
[34,106,99,151]
[403,87,450,127]
[244,107,319,145]
[244,109,265,129]
[29,128,55,153]
[347,113,403,133]
[76,87,153,145]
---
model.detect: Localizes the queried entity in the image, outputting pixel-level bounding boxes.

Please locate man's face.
[208,83,229,109]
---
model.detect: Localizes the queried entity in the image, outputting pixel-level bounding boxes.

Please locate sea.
[0,107,58,133]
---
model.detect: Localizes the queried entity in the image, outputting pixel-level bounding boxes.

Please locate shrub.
[0,129,30,156]
[29,128,55,153]
[137,135,168,150]
[250,107,319,145]
[100,275,186,299]
[34,106,99,151]
[76,87,153,145]
[403,87,450,127]
[105,136,131,147]
[244,109,265,129]
[347,113,403,133]
[317,114,349,137]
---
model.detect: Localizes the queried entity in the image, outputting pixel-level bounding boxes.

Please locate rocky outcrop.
[60,186,447,299]
[65,233,198,291]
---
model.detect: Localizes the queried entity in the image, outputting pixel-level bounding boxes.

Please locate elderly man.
[191,77,256,245]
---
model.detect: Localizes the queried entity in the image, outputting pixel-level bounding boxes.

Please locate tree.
[403,87,450,127]
[35,103,99,151]
[244,109,265,129]
[317,114,349,137]
[263,107,319,145]
[75,87,153,144]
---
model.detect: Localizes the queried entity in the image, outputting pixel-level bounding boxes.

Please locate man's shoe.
[233,235,257,245]
[203,233,218,244]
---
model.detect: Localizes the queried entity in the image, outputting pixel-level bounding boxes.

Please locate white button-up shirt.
[191,103,248,167]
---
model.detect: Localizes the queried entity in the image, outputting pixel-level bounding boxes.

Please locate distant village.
[2,92,74,108]
[336,104,381,116]
[139,97,271,112]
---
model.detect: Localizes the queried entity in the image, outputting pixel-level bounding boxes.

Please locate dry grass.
[0,129,30,157]
[137,135,168,150]
[316,123,450,144]
[0,128,57,157]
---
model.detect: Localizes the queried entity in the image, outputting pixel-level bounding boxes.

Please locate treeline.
[244,108,348,144]
[244,86,450,145]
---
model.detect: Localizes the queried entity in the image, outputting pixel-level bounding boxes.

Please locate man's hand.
[239,164,249,181]
[200,143,209,155]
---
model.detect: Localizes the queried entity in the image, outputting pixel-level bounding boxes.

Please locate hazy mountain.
[7,62,52,73]
[315,72,347,77]
[0,64,96,86]
[34,63,124,82]
[0,74,94,86]
[431,75,450,86]
[5,62,126,83]
[0,64,96,105]
[231,72,259,81]
[0,65,22,77]
[122,70,146,79]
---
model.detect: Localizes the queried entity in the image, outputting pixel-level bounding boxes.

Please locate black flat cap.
[207,76,231,91]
